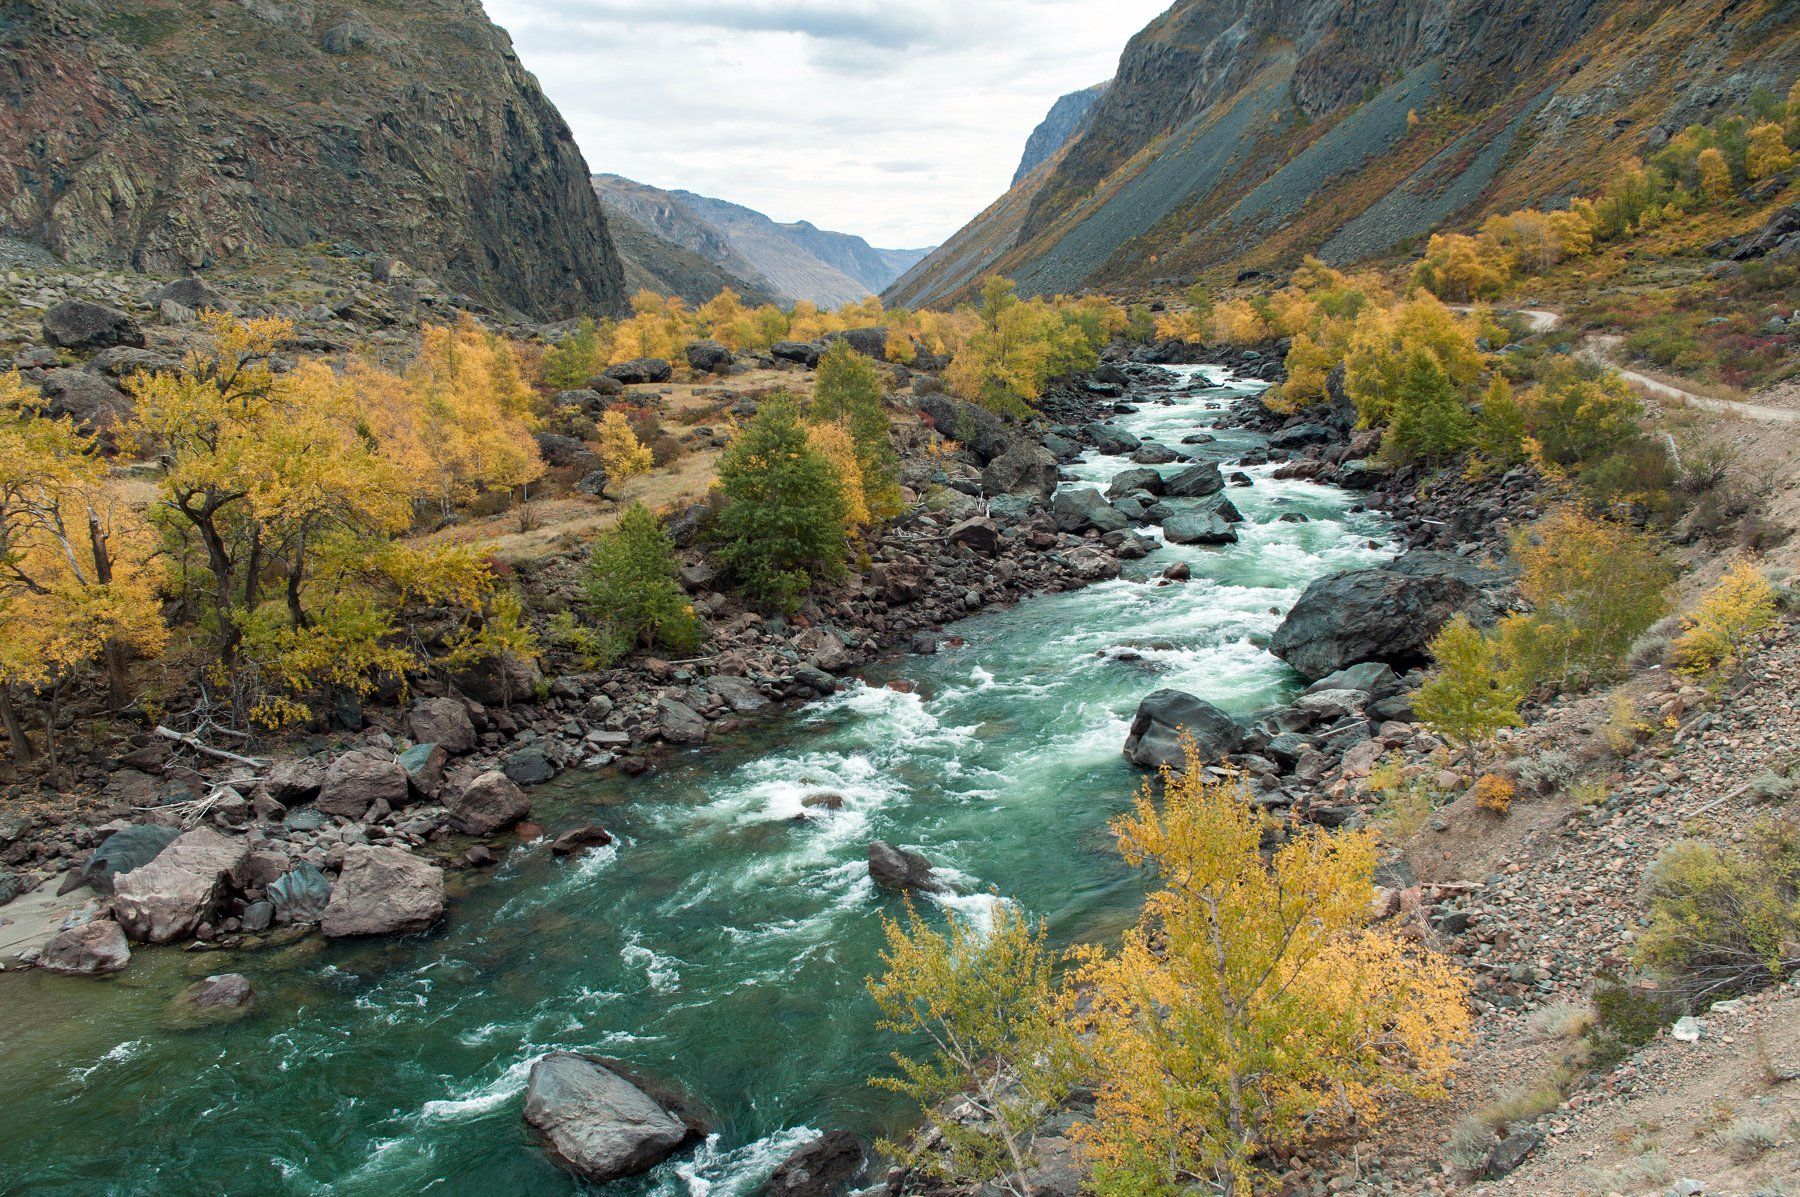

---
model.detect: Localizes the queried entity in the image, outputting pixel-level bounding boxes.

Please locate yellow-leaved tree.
[0,373,164,777]
[405,316,545,512]
[1342,292,1485,430]
[806,422,870,533]
[593,409,652,500]
[1073,742,1472,1195]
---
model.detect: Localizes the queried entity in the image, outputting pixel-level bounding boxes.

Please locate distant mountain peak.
[1012,82,1110,187]
[597,178,931,308]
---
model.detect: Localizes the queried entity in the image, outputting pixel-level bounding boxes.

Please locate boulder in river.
[523,1052,696,1182]
[1123,689,1243,772]
[1162,461,1225,498]
[1105,467,1164,500]
[448,771,531,836]
[39,918,131,976]
[551,825,614,855]
[867,841,944,893]
[1162,511,1238,545]
[1268,552,1495,679]
[111,826,249,943]
[1082,423,1140,455]
[1051,488,1127,534]
[321,845,444,937]
[764,1130,868,1197]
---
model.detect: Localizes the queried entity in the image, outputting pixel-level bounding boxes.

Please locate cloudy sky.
[484,0,1172,249]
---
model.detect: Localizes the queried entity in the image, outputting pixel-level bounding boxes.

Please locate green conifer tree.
[541,317,600,391]
[1413,615,1523,766]
[584,504,702,655]
[714,396,848,612]
[812,340,902,520]
[1387,349,1475,463]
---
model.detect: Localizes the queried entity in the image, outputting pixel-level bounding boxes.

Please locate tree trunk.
[0,684,32,764]
[286,529,308,628]
[87,508,132,710]
[41,681,63,791]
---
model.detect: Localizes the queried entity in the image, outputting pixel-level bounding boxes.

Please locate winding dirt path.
[1483,305,1800,426]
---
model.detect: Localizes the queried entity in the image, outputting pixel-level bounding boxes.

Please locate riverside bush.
[1671,559,1777,678]
[583,504,702,657]
[713,396,847,612]
[1074,740,1471,1195]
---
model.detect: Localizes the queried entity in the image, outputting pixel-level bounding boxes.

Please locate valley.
[1,1,1799,1196]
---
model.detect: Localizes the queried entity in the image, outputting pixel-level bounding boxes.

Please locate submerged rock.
[163,973,255,1029]
[764,1130,868,1196]
[523,1052,694,1182]
[867,841,943,893]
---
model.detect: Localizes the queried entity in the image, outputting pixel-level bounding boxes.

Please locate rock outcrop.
[39,919,131,976]
[2,0,624,319]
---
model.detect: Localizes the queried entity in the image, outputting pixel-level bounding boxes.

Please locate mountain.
[1012,83,1110,187]
[593,177,929,308]
[889,0,1800,309]
[0,0,624,320]
[593,176,777,305]
[671,191,931,308]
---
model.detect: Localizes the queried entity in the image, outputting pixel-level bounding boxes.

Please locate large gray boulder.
[523,1052,694,1182]
[404,696,476,755]
[1162,511,1238,545]
[867,841,943,893]
[1082,423,1140,455]
[321,845,444,937]
[37,369,132,435]
[657,698,708,745]
[685,339,733,374]
[771,340,823,368]
[316,748,409,819]
[604,357,672,385]
[1162,462,1225,498]
[1106,467,1165,500]
[268,864,333,924]
[823,326,889,361]
[980,441,1058,501]
[150,278,225,311]
[39,918,131,976]
[916,393,1012,462]
[447,771,531,835]
[1268,552,1495,680]
[1123,689,1243,772]
[111,826,249,943]
[1051,488,1128,534]
[42,300,144,351]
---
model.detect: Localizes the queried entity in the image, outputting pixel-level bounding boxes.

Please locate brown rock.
[321,845,445,937]
[316,748,409,819]
[447,770,531,836]
[39,918,131,975]
[111,826,249,944]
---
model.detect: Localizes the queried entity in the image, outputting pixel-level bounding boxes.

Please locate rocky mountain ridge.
[0,0,625,320]
[1011,82,1109,187]
[595,175,929,308]
[889,0,1800,307]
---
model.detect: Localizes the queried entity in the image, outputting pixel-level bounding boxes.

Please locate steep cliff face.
[1012,83,1109,187]
[0,0,625,319]
[890,0,1800,308]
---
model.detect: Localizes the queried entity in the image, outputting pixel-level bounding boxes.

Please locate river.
[0,363,1393,1195]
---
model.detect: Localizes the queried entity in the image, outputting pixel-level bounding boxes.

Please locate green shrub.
[584,503,703,655]
[1587,973,1680,1070]
[1636,819,1800,1001]
[713,395,848,612]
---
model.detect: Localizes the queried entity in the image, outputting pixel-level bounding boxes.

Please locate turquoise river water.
[0,364,1394,1195]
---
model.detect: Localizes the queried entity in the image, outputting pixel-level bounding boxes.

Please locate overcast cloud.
[483,0,1172,248]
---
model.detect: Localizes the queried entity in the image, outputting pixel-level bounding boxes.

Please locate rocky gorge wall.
[0,0,625,319]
